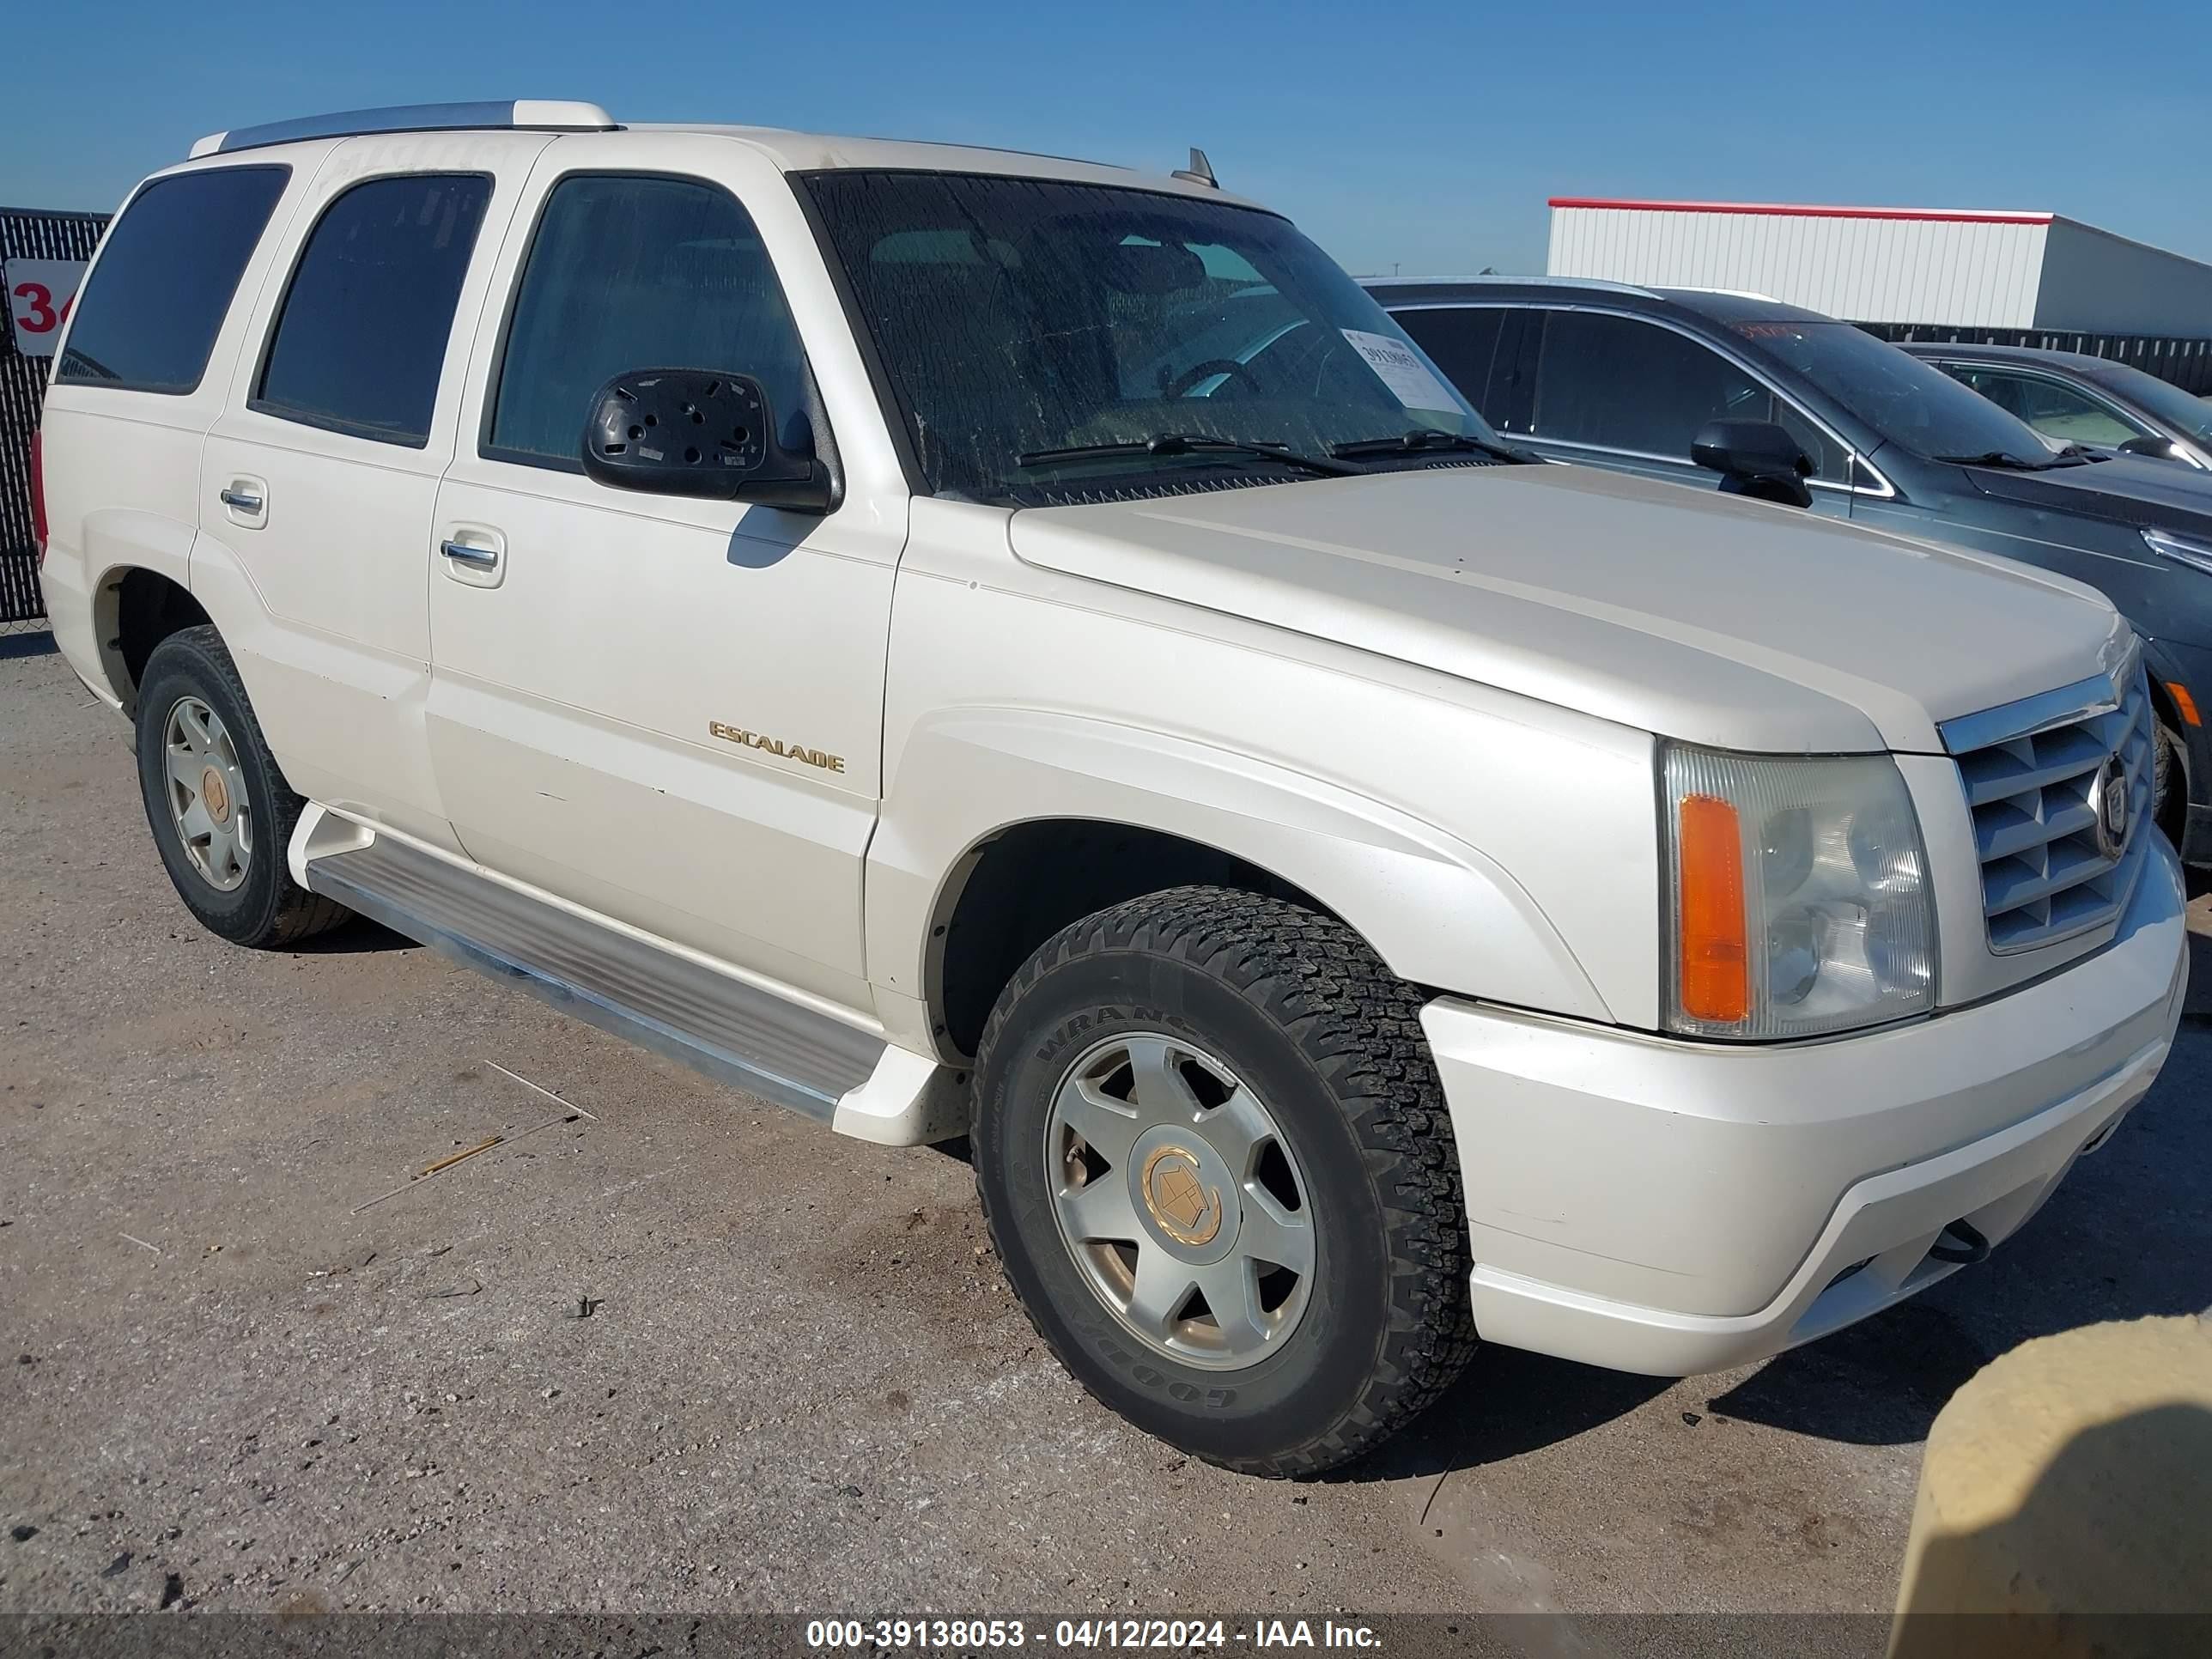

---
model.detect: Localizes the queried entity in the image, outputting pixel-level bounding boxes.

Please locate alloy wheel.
[1046,1031,1315,1370]
[161,695,252,892]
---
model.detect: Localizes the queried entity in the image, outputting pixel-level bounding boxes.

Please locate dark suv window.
[1532,310,1844,482]
[56,167,289,394]
[1393,307,1507,411]
[1534,311,1763,453]
[254,174,492,446]
[1942,366,2144,450]
[488,173,812,468]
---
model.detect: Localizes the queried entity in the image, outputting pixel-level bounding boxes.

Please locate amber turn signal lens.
[1676,793,1749,1024]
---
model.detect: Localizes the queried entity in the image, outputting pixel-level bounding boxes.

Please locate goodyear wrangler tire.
[972,885,1476,1477]
[134,625,350,949]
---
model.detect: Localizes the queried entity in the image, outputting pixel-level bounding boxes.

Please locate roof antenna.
[1172,147,1218,189]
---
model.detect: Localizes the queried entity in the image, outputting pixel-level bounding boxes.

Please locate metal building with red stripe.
[1545,198,2212,335]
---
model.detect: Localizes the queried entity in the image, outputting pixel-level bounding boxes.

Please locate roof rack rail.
[1668,285,1782,302]
[1361,273,1662,299]
[190,100,617,159]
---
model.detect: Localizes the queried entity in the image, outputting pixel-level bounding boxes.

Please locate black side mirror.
[1691,418,1815,510]
[2118,434,2183,462]
[580,368,833,513]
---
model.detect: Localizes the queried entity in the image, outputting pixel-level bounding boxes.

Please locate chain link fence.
[1859,321,2212,396]
[3,205,109,635]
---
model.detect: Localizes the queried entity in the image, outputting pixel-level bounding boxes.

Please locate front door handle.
[219,487,264,514]
[437,525,507,588]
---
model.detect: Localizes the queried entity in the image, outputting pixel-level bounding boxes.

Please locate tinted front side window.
[57,167,289,394]
[489,174,811,468]
[1529,311,1848,482]
[255,174,491,446]
[1533,311,1770,454]
[1393,307,1507,416]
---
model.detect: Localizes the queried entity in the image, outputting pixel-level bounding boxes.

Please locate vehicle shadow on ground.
[0,630,58,660]
[1336,1347,1672,1482]
[289,915,418,955]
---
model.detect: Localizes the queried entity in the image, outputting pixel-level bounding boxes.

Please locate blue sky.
[8,0,2207,276]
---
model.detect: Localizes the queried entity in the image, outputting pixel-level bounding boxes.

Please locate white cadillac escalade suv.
[33,101,2186,1476]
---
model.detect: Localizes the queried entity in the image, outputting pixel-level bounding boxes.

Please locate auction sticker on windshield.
[1340,328,1461,411]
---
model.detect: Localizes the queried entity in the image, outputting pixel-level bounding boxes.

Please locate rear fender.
[82,509,198,708]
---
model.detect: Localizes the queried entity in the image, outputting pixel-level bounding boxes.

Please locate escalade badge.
[708,720,846,774]
[1140,1146,1223,1247]
[2089,755,2130,861]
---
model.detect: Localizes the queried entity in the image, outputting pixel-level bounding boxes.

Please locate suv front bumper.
[1420,839,2188,1378]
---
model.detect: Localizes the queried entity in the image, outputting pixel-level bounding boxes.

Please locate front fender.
[866,705,1620,1036]
[2140,635,2212,820]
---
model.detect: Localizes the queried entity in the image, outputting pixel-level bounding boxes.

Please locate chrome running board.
[301,827,884,1123]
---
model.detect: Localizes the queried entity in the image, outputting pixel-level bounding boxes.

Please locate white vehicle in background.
[33,101,2185,1476]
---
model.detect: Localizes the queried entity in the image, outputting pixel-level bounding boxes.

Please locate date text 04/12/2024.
[804,1619,1383,1649]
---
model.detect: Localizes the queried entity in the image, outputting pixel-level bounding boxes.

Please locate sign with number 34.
[7,258,88,358]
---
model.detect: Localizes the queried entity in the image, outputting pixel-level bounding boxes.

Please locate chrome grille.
[1941,647,2153,953]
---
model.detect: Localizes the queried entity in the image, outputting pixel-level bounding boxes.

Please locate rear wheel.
[134,626,349,947]
[971,886,1475,1477]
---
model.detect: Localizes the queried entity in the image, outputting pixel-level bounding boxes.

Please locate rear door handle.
[217,474,270,528]
[437,525,507,588]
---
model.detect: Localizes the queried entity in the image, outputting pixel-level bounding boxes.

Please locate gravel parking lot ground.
[3,632,2208,1626]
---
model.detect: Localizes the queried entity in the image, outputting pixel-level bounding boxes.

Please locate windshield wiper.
[1330,428,1540,465]
[1933,449,2063,471]
[1015,433,1361,477]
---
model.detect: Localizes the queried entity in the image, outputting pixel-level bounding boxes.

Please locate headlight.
[1662,744,1936,1040]
[2143,527,2212,576]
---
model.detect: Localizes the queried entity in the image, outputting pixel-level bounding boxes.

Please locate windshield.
[2092,360,2212,447]
[803,171,1490,501]
[1733,319,2057,466]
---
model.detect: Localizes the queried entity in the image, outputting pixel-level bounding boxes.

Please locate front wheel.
[971,887,1475,1477]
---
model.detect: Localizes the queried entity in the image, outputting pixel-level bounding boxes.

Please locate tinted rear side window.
[57,167,289,394]
[255,174,492,446]
[1393,307,1507,415]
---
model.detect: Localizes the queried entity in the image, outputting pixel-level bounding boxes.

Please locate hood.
[1962,452,2212,532]
[1010,463,2129,754]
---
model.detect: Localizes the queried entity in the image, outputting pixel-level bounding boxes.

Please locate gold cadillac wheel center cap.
[1141,1146,1223,1247]
[1127,1127,1241,1264]
[202,768,231,824]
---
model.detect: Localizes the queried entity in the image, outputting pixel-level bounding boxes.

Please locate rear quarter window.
[56,166,289,395]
